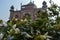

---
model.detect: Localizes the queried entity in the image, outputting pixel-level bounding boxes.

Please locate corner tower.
[10,5,14,20]
[42,1,47,10]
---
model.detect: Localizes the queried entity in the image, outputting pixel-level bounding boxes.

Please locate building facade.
[10,1,47,20]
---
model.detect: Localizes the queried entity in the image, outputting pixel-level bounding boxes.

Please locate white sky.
[33,0,60,8]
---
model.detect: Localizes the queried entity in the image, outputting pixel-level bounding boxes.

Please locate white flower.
[46,36,52,38]
[10,29,14,32]
[24,18,27,22]
[46,38,50,40]
[0,33,4,40]
[21,32,33,38]
[7,31,10,34]
[3,22,7,27]
[21,19,24,22]
[12,24,16,30]
[9,29,15,35]
[42,32,52,39]
[44,32,48,36]
[26,33,33,38]
[15,28,20,34]
[42,35,46,39]
[15,18,18,21]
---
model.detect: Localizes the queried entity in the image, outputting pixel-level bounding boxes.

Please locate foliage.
[0,2,60,40]
[0,20,3,24]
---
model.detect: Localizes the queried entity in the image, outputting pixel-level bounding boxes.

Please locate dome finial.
[10,5,14,10]
[10,5,14,11]
[42,1,47,5]
[42,1,47,10]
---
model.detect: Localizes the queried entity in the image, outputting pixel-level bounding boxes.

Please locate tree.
[0,1,60,40]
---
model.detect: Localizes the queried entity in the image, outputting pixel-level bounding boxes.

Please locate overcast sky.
[0,0,60,21]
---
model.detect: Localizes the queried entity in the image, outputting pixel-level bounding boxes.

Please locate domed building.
[10,1,47,20]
